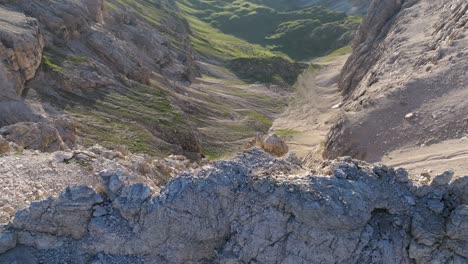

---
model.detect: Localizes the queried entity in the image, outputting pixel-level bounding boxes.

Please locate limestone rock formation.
[0,7,44,100]
[246,134,289,156]
[0,116,77,152]
[0,143,202,225]
[324,0,468,161]
[0,6,44,126]
[0,0,204,158]
[0,149,467,263]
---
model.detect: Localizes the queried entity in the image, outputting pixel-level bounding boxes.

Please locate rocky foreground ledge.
[0,149,467,263]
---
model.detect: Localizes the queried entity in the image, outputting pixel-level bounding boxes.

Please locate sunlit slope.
[177,0,361,60]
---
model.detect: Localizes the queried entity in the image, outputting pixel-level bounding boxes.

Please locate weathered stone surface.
[324,0,468,161]
[0,232,17,254]
[0,117,77,152]
[1,149,466,263]
[0,136,10,154]
[0,7,44,100]
[0,7,44,127]
[245,134,289,156]
[431,170,454,186]
[12,186,103,239]
[339,0,404,96]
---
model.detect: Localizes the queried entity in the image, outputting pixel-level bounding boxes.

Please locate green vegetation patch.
[179,4,279,60]
[274,129,302,136]
[60,82,189,156]
[41,55,63,73]
[176,0,361,60]
[320,45,353,62]
[41,47,90,73]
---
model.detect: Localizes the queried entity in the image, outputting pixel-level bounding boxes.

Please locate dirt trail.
[271,55,347,159]
[382,138,468,177]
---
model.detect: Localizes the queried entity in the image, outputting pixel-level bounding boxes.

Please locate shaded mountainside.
[0,149,467,263]
[324,0,468,162]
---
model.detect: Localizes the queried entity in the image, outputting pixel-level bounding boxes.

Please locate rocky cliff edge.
[0,148,467,263]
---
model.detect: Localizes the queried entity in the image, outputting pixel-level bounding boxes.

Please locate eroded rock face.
[0,7,44,126]
[0,0,203,158]
[0,7,44,100]
[0,116,77,152]
[1,149,466,263]
[324,0,468,161]
[339,0,404,96]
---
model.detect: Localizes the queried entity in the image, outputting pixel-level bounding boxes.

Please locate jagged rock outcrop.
[0,6,44,126]
[339,0,404,97]
[0,7,44,100]
[5,0,198,84]
[0,116,77,152]
[0,149,467,263]
[0,144,200,225]
[324,0,468,161]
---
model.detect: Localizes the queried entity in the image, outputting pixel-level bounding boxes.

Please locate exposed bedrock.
[0,6,44,126]
[324,0,468,160]
[0,149,467,263]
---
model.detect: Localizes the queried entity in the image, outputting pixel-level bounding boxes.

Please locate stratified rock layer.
[1,149,467,263]
[0,0,203,158]
[0,6,44,126]
[0,7,44,100]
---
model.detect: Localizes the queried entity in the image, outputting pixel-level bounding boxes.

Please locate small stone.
[331,102,343,109]
[431,170,454,186]
[405,195,416,206]
[395,168,409,183]
[93,205,107,217]
[427,199,444,214]
[53,151,74,163]
[405,113,415,119]
[334,169,347,179]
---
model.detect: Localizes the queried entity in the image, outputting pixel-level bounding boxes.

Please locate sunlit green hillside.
[177,0,361,60]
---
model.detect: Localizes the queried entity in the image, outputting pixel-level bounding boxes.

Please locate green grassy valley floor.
[177,0,361,60]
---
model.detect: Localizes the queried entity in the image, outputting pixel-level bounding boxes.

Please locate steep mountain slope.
[324,0,468,168]
[0,0,204,157]
[0,0,307,159]
[0,6,44,126]
[1,1,468,263]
